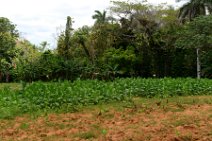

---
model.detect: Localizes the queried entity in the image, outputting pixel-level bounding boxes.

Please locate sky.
[0,0,184,48]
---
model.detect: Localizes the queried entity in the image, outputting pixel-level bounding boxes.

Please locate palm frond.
[177,0,211,22]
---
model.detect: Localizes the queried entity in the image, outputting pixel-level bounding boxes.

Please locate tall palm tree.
[64,16,73,59]
[92,10,107,24]
[177,0,212,22]
[177,0,212,79]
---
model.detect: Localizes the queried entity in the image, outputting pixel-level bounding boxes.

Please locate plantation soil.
[0,104,212,141]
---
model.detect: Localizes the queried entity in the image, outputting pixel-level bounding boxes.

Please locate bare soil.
[0,98,212,141]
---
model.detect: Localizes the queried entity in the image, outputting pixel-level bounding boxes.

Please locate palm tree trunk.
[196,4,210,79]
[205,5,209,15]
[196,5,210,79]
[196,48,201,79]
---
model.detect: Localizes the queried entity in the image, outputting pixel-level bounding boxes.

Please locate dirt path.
[0,103,212,141]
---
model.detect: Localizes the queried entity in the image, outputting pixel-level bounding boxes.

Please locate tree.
[201,49,212,78]
[57,16,73,59]
[92,10,108,24]
[38,41,49,52]
[0,17,18,37]
[177,0,212,78]
[175,15,212,77]
[101,47,137,78]
[64,16,73,59]
[57,33,65,56]
[177,0,212,23]
[0,17,18,82]
[110,1,180,77]
[91,10,116,57]
[14,39,41,82]
[72,26,92,62]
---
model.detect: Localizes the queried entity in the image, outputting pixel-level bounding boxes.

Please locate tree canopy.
[0,17,19,82]
[0,1,212,82]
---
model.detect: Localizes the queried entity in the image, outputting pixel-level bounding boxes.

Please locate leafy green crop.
[0,78,211,118]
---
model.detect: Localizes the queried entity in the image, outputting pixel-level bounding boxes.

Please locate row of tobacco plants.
[0,78,212,119]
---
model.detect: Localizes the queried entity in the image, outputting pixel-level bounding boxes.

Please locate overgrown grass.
[0,83,21,91]
[0,78,211,119]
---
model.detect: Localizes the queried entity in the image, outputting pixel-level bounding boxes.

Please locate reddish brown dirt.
[0,104,212,141]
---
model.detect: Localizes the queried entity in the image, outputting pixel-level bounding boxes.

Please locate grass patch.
[19,123,30,130]
[75,131,97,139]
[0,83,21,91]
[0,107,22,119]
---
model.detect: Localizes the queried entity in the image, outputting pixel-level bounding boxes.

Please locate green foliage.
[13,40,41,81]
[57,33,65,56]
[202,50,212,78]
[0,78,211,118]
[14,51,81,81]
[72,26,93,62]
[101,47,137,77]
[92,10,107,24]
[0,17,19,82]
[176,15,212,49]
[2,1,212,81]
[175,15,212,78]
[177,0,212,23]
[0,17,18,37]
[57,16,73,59]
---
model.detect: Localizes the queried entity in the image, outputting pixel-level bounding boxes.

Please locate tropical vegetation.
[0,0,211,82]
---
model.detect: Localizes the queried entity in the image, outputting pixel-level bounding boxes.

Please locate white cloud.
[0,0,181,48]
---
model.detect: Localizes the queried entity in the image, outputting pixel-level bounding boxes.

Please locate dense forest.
[0,0,212,82]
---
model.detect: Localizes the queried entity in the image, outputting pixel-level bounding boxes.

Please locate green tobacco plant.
[0,78,211,118]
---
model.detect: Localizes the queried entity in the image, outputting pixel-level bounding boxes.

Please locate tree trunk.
[196,5,210,79]
[81,41,93,63]
[205,6,209,15]
[196,48,201,79]
[6,71,9,83]
[0,72,2,82]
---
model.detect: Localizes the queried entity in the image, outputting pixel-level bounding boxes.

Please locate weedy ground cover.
[0,78,211,119]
